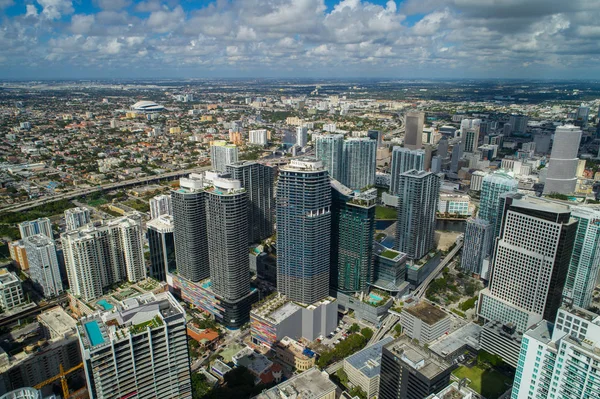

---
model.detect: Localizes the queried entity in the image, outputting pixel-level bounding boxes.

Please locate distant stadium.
[131,100,164,112]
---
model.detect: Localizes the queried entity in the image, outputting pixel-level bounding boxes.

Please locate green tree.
[360,327,374,340]
[348,323,360,334]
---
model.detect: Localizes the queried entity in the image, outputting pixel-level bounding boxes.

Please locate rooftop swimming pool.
[84,321,105,346]
[368,293,383,304]
[97,299,114,311]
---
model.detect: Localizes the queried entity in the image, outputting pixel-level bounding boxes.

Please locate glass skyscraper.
[147,215,175,282]
[478,170,518,238]
[276,159,331,304]
[341,138,377,190]
[389,147,425,195]
[315,134,344,182]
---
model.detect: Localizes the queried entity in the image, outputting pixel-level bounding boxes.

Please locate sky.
[1,0,600,80]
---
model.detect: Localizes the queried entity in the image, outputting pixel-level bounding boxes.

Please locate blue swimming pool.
[84,321,105,346]
[97,299,114,310]
[368,293,383,304]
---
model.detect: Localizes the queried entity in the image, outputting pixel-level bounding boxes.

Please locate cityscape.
[1,1,600,399]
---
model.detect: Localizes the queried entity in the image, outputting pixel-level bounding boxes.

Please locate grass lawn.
[453,365,511,399]
[375,205,397,220]
[88,197,108,207]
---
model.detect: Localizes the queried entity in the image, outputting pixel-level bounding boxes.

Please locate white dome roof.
[131,101,164,111]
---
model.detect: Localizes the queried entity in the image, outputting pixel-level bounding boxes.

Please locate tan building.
[254,367,336,399]
[400,300,451,344]
[274,336,316,371]
[8,240,29,270]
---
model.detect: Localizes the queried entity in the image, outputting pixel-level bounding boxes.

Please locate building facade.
[65,207,91,231]
[210,140,238,172]
[404,111,424,150]
[149,194,172,219]
[147,215,175,282]
[543,125,582,195]
[461,218,493,276]
[19,218,52,239]
[0,268,24,311]
[315,134,344,182]
[23,235,63,298]
[342,138,377,190]
[390,147,425,195]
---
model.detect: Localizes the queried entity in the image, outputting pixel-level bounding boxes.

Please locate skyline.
[1,0,600,79]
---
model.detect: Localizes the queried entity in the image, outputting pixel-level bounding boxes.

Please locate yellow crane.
[34,363,84,398]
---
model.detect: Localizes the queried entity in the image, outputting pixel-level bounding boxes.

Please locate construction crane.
[34,363,84,398]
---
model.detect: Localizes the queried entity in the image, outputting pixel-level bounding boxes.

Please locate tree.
[348,386,368,399]
[360,327,374,341]
[348,323,360,334]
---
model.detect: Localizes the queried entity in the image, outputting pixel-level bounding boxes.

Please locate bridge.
[412,238,464,299]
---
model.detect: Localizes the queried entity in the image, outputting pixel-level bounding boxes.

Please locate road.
[0,166,211,213]
[413,238,464,299]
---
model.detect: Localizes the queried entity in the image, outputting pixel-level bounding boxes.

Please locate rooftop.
[38,306,77,337]
[254,367,336,399]
[386,338,451,379]
[430,323,481,358]
[345,336,393,379]
[525,320,554,345]
[404,301,449,325]
[252,295,302,324]
[0,268,20,286]
[147,214,174,232]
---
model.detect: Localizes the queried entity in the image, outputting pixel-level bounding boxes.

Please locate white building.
[149,194,172,219]
[64,207,91,232]
[343,337,394,398]
[23,235,63,298]
[0,268,24,310]
[323,123,337,132]
[296,126,308,147]
[249,129,268,146]
[19,218,53,239]
[255,367,336,399]
[437,193,471,216]
[78,292,191,399]
[470,170,487,191]
[400,300,451,344]
[543,124,582,195]
[210,140,238,172]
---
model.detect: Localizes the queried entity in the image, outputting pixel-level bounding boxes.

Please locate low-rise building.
[274,336,316,372]
[479,321,523,368]
[254,367,336,399]
[343,337,393,398]
[38,307,77,340]
[437,193,471,216]
[8,241,29,270]
[425,381,473,399]
[0,268,24,311]
[400,300,451,344]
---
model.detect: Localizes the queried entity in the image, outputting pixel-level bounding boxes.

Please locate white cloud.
[71,15,95,34]
[94,0,131,11]
[37,0,74,20]
[147,5,184,33]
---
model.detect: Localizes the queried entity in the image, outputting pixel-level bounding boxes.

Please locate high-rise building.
[172,174,209,282]
[226,161,275,243]
[296,126,308,147]
[342,138,377,190]
[210,140,238,172]
[564,206,600,309]
[479,170,518,238]
[461,127,480,153]
[478,195,577,333]
[379,338,453,399]
[23,235,62,298]
[430,155,442,173]
[330,181,376,293]
[404,111,424,150]
[78,292,192,399]
[149,194,172,219]
[543,125,583,195]
[315,134,344,181]
[512,305,600,399]
[509,114,528,135]
[19,218,53,239]
[62,214,146,301]
[249,129,268,146]
[461,218,493,276]
[205,178,252,327]
[395,170,440,260]
[64,207,91,231]
[367,129,382,147]
[0,268,24,311]
[276,159,331,304]
[147,215,175,282]
[576,104,590,127]
[390,147,425,195]
[437,137,449,158]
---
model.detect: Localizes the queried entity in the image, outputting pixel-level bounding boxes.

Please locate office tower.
[479,170,518,238]
[512,305,600,399]
[563,206,600,309]
[450,143,462,173]
[276,159,331,304]
[205,178,252,327]
[226,161,275,243]
[296,126,308,147]
[23,235,62,298]
[210,140,238,172]
[423,144,433,171]
[395,170,440,260]
[509,114,528,135]
[149,194,172,219]
[575,104,590,127]
[342,138,377,190]
[543,125,583,195]
[461,218,493,276]
[315,133,344,181]
[19,218,52,239]
[430,155,442,173]
[64,207,91,231]
[367,129,382,147]
[249,129,268,146]
[79,292,192,399]
[461,127,480,153]
[172,174,209,282]
[380,338,453,399]
[330,181,376,293]
[478,195,577,333]
[62,214,146,301]
[390,147,425,194]
[147,215,175,282]
[404,111,424,150]
[437,137,449,158]
[0,268,24,310]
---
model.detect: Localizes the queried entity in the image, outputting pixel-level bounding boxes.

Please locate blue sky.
[1,0,599,79]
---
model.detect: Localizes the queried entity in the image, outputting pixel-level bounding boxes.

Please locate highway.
[412,238,464,299]
[0,166,211,213]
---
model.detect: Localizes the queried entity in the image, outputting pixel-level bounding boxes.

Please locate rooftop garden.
[130,315,163,334]
[380,249,399,260]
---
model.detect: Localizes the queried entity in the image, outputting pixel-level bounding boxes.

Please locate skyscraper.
[149,194,172,219]
[210,140,238,172]
[479,170,518,238]
[64,207,91,231]
[172,174,209,282]
[226,161,275,243]
[62,214,146,301]
[315,134,344,181]
[461,218,493,276]
[576,104,590,127]
[404,111,424,150]
[390,147,425,195]
[543,124,583,195]
[564,206,600,309]
[296,126,308,147]
[249,129,268,146]
[437,137,449,158]
[147,215,175,282]
[19,218,53,239]
[205,178,252,327]
[78,292,192,399]
[367,129,382,147]
[330,181,376,293]
[342,138,377,190]
[449,142,462,173]
[276,159,331,304]
[478,195,577,333]
[23,235,63,298]
[508,114,528,135]
[460,121,480,153]
[395,170,440,260]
